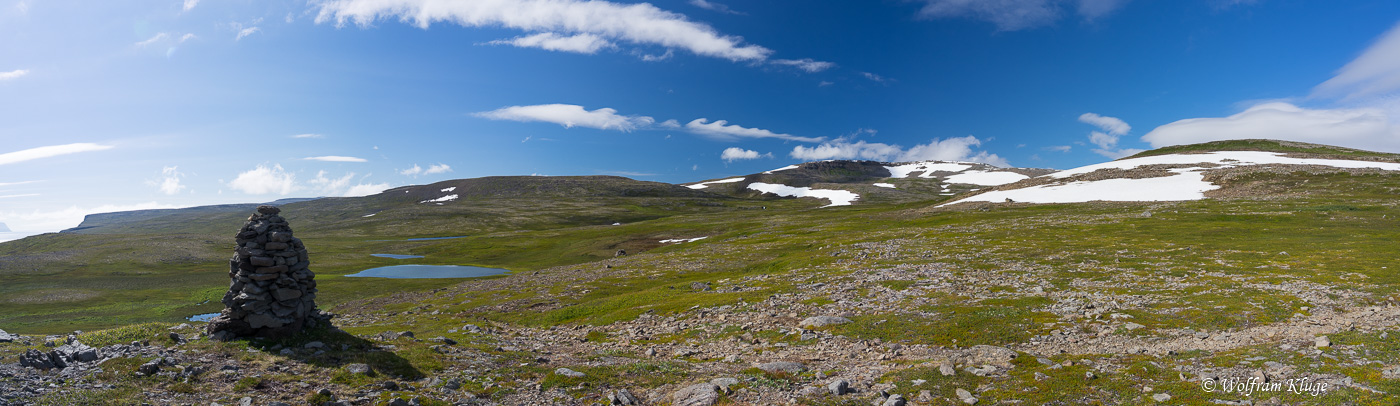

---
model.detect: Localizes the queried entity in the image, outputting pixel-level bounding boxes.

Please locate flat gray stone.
[798,316,852,328]
[755,361,806,374]
[671,383,720,406]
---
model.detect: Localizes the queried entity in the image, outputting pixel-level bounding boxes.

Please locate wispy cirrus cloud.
[475,104,656,131]
[304,156,368,162]
[689,0,744,15]
[0,143,113,165]
[486,32,616,54]
[291,133,325,139]
[314,0,773,62]
[0,69,29,81]
[1314,21,1400,101]
[685,119,823,142]
[772,58,836,73]
[916,0,1132,31]
[236,27,260,40]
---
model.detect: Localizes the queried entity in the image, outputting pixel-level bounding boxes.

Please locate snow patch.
[659,236,708,243]
[441,187,457,192]
[885,162,972,178]
[686,177,746,189]
[362,213,377,218]
[945,168,1215,205]
[763,165,800,174]
[420,194,459,203]
[1050,151,1400,179]
[747,182,860,207]
[943,171,1030,186]
[873,183,896,188]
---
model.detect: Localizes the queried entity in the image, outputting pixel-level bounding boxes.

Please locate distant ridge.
[0,222,10,232]
[62,198,320,234]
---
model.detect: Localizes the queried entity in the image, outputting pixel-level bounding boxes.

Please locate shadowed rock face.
[207,205,330,339]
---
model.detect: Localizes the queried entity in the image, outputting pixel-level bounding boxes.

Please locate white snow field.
[873,183,896,188]
[943,151,1400,206]
[943,171,1029,186]
[686,177,746,189]
[747,182,860,207]
[763,165,800,174]
[884,162,973,178]
[420,194,459,203]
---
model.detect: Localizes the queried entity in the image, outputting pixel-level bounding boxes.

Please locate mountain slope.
[684,159,1052,206]
[941,140,1400,207]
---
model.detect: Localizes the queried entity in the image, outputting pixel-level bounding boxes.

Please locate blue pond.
[372,253,425,259]
[345,264,509,279]
[188,313,218,322]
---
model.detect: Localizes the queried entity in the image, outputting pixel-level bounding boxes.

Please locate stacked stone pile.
[207,205,330,339]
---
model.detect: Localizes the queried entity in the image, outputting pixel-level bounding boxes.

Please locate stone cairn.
[207,205,330,339]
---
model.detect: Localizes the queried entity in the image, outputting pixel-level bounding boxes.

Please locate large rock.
[0,329,19,343]
[961,345,1017,367]
[798,316,852,328]
[207,206,331,339]
[671,383,720,406]
[755,361,806,374]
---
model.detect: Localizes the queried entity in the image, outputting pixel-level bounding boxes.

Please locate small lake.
[188,313,218,322]
[371,253,425,259]
[345,264,509,279]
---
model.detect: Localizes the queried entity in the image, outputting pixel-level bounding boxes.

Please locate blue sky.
[4,0,1400,234]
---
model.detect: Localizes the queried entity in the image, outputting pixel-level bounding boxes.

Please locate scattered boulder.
[671,383,720,406]
[0,329,19,343]
[755,361,806,374]
[1152,393,1172,402]
[938,362,956,376]
[881,394,906,406]
[608,389,639,405]
[1315,336,1331,348]
[345,363,373,376]
[554,368,586,378]
[207,206,332,340]
[798,316,852,328]
[138,359,162,376]
[828,379,849,395]
[956,388,978,405]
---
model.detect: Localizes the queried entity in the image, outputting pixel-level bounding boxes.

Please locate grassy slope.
[4,141,1400,403]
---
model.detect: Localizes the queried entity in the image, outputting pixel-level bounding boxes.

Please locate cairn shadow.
[237,324,425,381]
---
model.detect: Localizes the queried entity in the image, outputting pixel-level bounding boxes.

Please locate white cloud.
[773,58,836,73]
[309,170,354,194]
[0,202,182,233]
[228,164,298,195]
[475,104,656,131]
[0,143,113,165]
[790,136,1009,166]
[487,32,615,54]
[1045,145,1072,153]
[1078,112,1130,136]
[180,33,197,43]
[304,156,368,162]
[400,163,451,176]
[0,180,41,187]
[315,0,773,62]
[424,163,451,174]
[0,69,29,81]
[236,27,260,41]
[291,133,325,139]
[344,183,391,197]
[152,166,185,195]
[1078,112,1139,158]
[819,81,834,87]
[1314,21,1400,101]
[685,118,823,142]
[720,147,771,162]
[1141,102,1400,152]
[689,0,743,15]
[135,33,169,47]
[916,0,1130,31]
[0,194,38,199]
[14,1,27,15]
[182,0,199,12]
[861,72,886,83]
